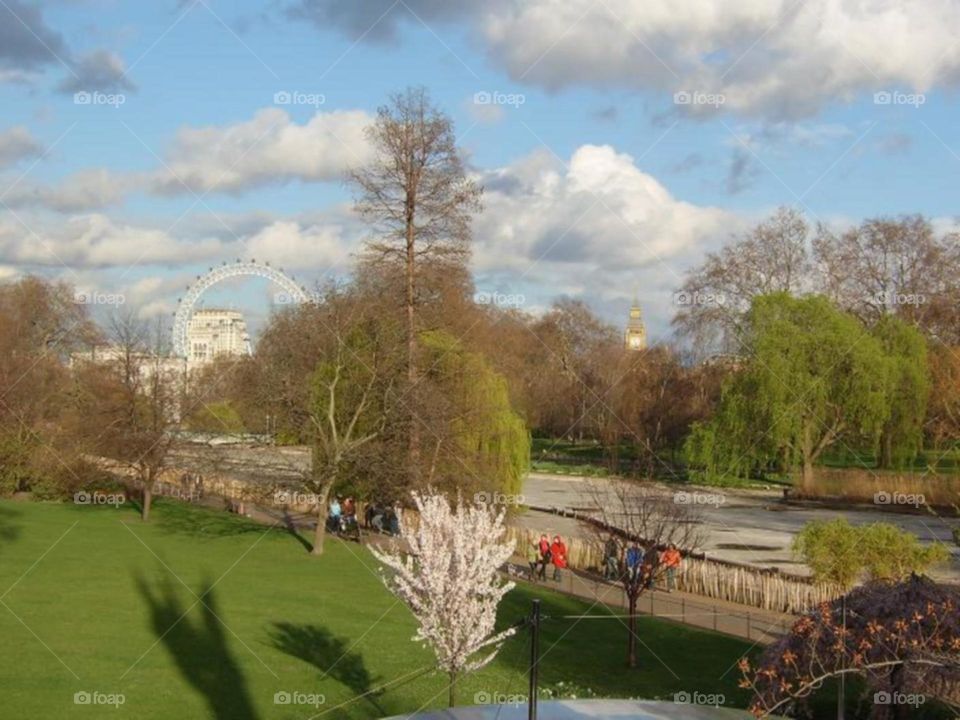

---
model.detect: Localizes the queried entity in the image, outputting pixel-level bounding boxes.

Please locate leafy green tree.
[872,315,929,469]
[686,294,888,490]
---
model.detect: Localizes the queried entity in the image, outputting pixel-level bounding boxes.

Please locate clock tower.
[624,302,647,351]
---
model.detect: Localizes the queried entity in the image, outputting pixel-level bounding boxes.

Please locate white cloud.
[0,213,225,269]
[243,218,355,272]
[5,168,130,212]
[472,144,736,313]
[289,0,960,119]
[151,108,374,195]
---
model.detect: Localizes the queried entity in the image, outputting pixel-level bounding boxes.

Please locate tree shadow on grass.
[0,504,20,554]
[136,573,259,720]
[269,622,384,715]
[148,499,271,539]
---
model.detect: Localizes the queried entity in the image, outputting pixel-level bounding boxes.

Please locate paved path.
[506,563,793,646]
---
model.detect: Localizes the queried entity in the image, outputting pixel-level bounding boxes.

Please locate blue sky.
[1,0,959,343]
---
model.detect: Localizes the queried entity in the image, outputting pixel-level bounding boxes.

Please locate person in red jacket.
[537,534,551,580]
[550,535,568,583]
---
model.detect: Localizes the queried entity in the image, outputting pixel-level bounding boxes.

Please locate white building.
[186,309,252,366]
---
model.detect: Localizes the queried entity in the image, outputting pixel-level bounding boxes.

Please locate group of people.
[364,502,400,535]
[526,534,568,582]
[326,495,358,534]
[605,538,682,592]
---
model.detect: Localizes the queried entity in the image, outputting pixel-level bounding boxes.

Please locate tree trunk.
[141,485,152,522]
[879,428,893,469]
[627,593,638,668]
[312,505,326,556]
[800,422,816,494]
[406,210,420,486]
[448,670,457,707]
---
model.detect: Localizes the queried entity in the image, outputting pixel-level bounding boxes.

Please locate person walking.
[642,542,660,590]
[661,543,682,593]
[603,536,620,580]
[625,541,642,584]
[537,534,551,581]
[526,540,540,580]
[550,535,567,583]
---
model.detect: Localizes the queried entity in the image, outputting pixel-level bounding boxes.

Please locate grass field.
[0,499,757,719]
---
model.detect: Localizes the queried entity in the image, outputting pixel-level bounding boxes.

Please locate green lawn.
[0,499,757,718]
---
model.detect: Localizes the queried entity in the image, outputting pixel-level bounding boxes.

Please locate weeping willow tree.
[685,293,889,490]
[419,330,529,498]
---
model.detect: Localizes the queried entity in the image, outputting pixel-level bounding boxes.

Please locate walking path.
[506,562,794,646]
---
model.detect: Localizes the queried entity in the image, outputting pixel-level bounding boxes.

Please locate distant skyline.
[2,1,960,343]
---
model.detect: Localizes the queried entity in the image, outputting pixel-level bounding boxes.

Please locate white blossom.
[370,489,517,677]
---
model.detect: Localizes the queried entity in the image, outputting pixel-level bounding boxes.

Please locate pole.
[837,594,846,720]
[528,599,541,720]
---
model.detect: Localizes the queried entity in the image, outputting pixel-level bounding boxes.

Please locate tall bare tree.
[349,87,482,484]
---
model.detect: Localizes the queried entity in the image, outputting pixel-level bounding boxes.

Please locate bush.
[794,518,950,589]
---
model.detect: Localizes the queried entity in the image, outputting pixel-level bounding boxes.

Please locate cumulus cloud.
[243,218,355,271]
[0,126,43,169]
[58,50,136,94]
[287,0,960,119]
[150,108,374,195]
[472,144,735,301]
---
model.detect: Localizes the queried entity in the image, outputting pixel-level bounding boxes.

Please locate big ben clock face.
[630,336,641,348]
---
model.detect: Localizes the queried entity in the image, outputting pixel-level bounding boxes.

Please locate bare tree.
[72,309,183,521]
[350,87,482,484]
[673,207,810,356]
[582,479,705,667]
[813,215,960,337]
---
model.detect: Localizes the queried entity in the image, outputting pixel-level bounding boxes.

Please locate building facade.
[186,309,252,366]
